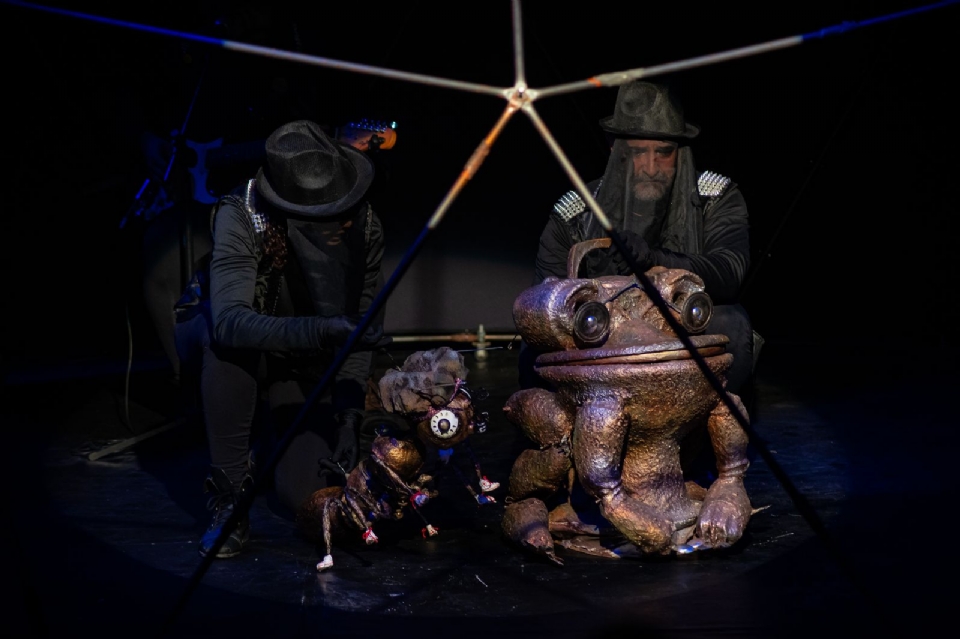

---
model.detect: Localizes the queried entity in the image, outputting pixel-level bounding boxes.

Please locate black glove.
[318,409,362,478]
[609,230,655,275]
[316,315,385,349]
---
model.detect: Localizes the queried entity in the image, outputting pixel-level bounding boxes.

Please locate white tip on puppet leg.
[316,554,334,571]
[479,476,500,492]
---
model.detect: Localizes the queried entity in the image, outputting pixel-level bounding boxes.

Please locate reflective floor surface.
[5,341,957,638]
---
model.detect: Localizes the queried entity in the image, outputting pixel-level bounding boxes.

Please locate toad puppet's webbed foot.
[692,393,753,549]
[695,476,752,548]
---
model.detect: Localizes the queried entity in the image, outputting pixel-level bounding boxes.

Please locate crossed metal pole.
[5,0,958,634]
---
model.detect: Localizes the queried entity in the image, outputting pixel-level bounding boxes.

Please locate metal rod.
[511,0,526,90]
[390,334,516,343]
[4,1,506,97]
[224,41,505,97]
[428,103,519,229]
[535,0,958,99]
[536,36,802,99]
[521,102,614,231]
[87,417,188,462]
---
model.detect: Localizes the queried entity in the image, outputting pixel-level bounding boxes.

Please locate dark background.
[4,0,958,372]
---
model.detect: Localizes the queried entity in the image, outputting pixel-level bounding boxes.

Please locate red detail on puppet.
[410,491,429,507]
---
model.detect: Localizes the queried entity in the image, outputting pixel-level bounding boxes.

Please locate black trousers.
[174,307,347,515]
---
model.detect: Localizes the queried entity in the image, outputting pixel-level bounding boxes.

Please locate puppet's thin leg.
[316,500,337,571]
[446,451,496,505]
[368,455,440,536]
[343,490,379,545]
[460,440,501,494]
[408,500,439,538]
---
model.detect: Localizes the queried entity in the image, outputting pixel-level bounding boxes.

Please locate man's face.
[626,139,678,201]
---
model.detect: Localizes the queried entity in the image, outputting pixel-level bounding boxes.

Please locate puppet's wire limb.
[368,454,436,531]
[162,103,520,634]
[535,0,958,99]
[2,0,506,97]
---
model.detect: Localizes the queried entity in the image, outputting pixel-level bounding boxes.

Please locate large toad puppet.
[502,238,754,563]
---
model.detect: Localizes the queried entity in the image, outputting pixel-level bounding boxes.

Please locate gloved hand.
[609,230,655,275]
[316,315,385,349]
[318,409,362,478]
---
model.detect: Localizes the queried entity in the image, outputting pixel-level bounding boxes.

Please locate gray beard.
[623,185,672,244]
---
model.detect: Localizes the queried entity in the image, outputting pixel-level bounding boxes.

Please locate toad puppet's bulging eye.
[430,409,460,439]
[573,301,610,347]
[678,291,712,333]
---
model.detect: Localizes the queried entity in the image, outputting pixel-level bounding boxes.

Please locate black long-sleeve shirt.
[533,177,749,304]
[209,198,385,387]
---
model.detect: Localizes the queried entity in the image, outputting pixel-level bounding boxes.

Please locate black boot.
[199,467,253,558]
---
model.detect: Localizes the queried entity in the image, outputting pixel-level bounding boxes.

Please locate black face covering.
[284,203,367,318]
[594,138,703,255]
[621,178,671,245]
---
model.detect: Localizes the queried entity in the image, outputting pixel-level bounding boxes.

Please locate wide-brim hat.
[255,120,374,217]
[599,81,700,140]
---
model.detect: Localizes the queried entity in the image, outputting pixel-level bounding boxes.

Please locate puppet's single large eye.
[678,291,712,333]
[573,301,610,347]
[430,409,460,439]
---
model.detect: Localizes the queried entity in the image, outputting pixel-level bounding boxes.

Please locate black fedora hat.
[255,120,374,217]
[599,81,699,140]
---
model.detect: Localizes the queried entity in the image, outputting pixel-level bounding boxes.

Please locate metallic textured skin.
[502,388,574,448]
[507,445,573,502]
[503,241,753,559]
[296,435,436,558]
[502,498,562,565]
[371,434,428,479]
[299,348,500,571]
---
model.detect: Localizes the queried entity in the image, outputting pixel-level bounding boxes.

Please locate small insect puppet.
[297,347,499,571]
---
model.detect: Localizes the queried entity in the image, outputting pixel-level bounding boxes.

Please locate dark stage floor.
[5,340,958,638]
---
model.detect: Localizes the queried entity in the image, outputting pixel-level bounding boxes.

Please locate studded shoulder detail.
[698,170,732,198]
[552,190,586,222]
[552,180,603,222]
[244,179,268,235]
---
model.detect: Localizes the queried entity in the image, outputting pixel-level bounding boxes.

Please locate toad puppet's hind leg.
[694,392,753,549]
[572,395,675,555]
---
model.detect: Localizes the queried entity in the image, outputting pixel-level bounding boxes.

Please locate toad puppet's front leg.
[573,394,674,554]
[695,392,753,548]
